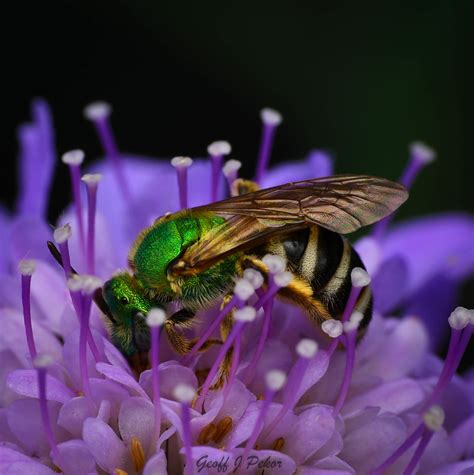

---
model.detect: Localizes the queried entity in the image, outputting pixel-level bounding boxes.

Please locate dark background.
[1,0,473,364]
[2,0,473,219]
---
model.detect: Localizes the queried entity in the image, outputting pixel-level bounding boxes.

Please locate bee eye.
[120,296,130,305]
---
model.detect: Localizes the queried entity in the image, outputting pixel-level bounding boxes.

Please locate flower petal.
[118,396,155,448]
[54,439,96,475]
[6,370,74,403]
[57,397,97,439]
[143,450,168,475]
[82,417,127,472]
[96,362,149,399]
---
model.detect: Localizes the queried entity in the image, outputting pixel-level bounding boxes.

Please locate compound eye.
[120,296,130,305]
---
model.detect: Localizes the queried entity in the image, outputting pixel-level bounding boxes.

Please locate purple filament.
[256,123,277,183]
[243,387,275,461]
[195,320,246,409]
[67,164,86,259]
[341,286,362,324]
[403,429,433,475]
[58,240,100,363]
[37,366,60,464]
[150,325,162,440]
[333,330,356,416]
[78,295,92,396]
[84,181,98,274]
[261,355,310,442]
[223,331,242,400]
[176,166,189,210]
[180,402,194,475]
[210,154,223,203]
[21,274,37,360]
[92,117,130,200]
[183,296,238,363]
[243,298,274,384]
[370,424,425,475]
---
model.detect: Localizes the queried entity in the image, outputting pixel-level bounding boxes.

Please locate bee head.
[103,273,160,356]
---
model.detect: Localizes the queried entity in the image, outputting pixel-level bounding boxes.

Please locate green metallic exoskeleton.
[101,175,408,365]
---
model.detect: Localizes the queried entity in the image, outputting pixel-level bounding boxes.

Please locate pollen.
[131,436,146,472]
[114,469,129,475]
[198,423,217,444]
[272,437,285,452]
[212,416,233,444]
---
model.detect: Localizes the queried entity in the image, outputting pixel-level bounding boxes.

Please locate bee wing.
[174,175,407,274]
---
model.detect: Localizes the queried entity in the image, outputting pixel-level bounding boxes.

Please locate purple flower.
[0,100,473,475]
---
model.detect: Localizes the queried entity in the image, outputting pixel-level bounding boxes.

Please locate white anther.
[33,353,54,369]
[448,306,472,330]
[351,267,371,288]
[171,156,193,168]
[67,275,84,292]
[274,271,293,288]
[243,269,264,290]
[234,279,255,301]
[207,141,232,157]
[147,308,167,327]
[61,149,85,166]
[262,254,286,274]
[260,108,283,126]
[81,173,102,186]
[423,405,445,432]
[173,384,196,404]
[296,339,318,359]
[19,259,36,276]
[265,369,286,391]
[343,311,364,333]
[83,101,112,121]
[410,141,436,164]
[233,306,257,322]
[321,319,343,338]
[53,223,72,244]
[82,275,103,295]
[222,159,242,178]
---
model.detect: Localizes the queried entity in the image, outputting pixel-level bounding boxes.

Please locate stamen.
[243,269,264,290]
[195,306,256,408]
[114,469,129,475]
[81,173,102,274]
[222,159,242,194]
[424,307,473,409]
[322,319,343,338]
[67,277,92,396]
[184,296,238,362]
[256,108,282,183]
[173,384,196,475]
[62,150,86,258]
[373,141,436,239]
[147,308,166,439]
[272,437,285,452]
[234,278,255,302]
[243,370,286,461]
[34,354,60,465]
[131,436,146,472]
[402,406,444,475]
[83,101,130,199]
[207,141,231,202]
[197,423,217,445]
[19,259,37,360]
[243,273,291,384]
[262,254,286,274]
[212,416,233,444]
[171,157,193,209]
[261,339,318,441]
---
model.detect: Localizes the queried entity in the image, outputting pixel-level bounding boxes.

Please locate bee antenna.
[46,241,116,325]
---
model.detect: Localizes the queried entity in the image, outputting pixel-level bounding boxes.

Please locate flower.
[0,99,473,475]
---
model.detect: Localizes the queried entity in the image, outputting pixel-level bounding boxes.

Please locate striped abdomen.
[260,226,373,332]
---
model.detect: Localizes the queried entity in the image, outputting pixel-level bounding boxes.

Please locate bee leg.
[211,295,235,389]
[164,308,196,355]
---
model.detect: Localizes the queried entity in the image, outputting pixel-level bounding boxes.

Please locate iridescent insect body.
[100,175,408,361]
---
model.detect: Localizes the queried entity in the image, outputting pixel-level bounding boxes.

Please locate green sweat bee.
[49,175,408,376]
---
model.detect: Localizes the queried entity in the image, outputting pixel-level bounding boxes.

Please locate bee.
[49,175,408,375]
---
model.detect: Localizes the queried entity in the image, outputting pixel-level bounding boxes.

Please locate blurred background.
[2,0,473,362]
